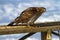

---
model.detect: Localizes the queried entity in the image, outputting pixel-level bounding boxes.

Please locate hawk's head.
[27,7,46,13]
[36,7,46,13]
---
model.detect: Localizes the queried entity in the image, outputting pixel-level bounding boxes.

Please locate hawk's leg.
[27,23,31,27]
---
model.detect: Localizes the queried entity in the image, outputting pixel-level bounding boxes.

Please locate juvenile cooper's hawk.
[8,7,46,26]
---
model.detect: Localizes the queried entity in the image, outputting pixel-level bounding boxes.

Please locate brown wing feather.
[14,7,37,23]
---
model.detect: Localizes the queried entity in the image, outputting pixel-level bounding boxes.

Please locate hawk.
[8,7,46,26]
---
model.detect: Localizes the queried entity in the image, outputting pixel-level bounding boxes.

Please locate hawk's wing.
[7,7,35,26]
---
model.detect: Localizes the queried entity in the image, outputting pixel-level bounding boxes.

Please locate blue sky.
[0,0,60,40]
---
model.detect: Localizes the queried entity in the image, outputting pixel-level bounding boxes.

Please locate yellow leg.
[27,23,32,30]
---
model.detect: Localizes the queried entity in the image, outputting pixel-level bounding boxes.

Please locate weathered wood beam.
[18,21,60,40]
[0,25,60,35]
[14,21,60,26]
